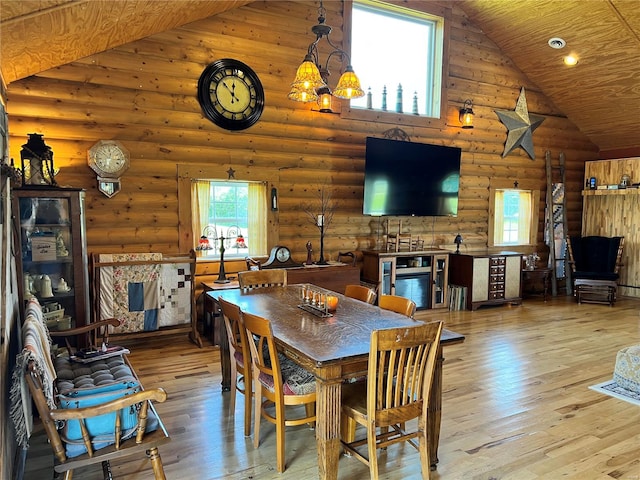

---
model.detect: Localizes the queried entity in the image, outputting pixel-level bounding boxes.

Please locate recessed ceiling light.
[563,54,578,66]
[548,37,566,49]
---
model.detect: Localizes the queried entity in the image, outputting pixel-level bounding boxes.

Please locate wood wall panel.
[6,1,598,283]
[581,158,640,297]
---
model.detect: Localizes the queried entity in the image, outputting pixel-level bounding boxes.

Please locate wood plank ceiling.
[1,0,638,153]
[457,0,640,153]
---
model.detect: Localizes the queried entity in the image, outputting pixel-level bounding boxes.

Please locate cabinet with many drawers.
[449,251,522,310]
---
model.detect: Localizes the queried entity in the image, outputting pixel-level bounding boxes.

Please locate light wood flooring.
[23,295,640,480]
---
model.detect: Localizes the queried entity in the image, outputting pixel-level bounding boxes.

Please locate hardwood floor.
[23,295,640,479]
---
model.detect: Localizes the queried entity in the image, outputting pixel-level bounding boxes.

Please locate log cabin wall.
[5,1,599,301]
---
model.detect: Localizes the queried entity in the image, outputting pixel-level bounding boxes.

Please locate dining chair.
[344,284,376,305]
[340,321,444,480]
[378,294,416,318]
[218,297,253,436]
[238,268,287,291]
[242,311,317,473]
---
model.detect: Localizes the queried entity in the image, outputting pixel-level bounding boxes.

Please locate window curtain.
[248,183,267,256]
[517,191,532,244]
[192,180,211,249]
[494,190,505,243]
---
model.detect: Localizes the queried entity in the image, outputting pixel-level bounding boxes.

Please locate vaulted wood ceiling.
[2,0,638,153]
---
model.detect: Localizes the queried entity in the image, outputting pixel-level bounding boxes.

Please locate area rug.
[589,380,640,406]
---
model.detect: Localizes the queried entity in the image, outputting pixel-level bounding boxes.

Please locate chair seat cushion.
[258,354,316,396]
[233,350,244,365]
[55,355,138,395]
[613,345,640,394]
[574,271,619,282]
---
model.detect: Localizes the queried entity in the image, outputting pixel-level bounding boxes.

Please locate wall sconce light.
[271,187,278,211]
[459,99,474,129]
[454,234,463,254]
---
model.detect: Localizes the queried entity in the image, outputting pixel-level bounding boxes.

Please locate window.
[349,0,445,118]
[489,188,539,247]
[192,180,267,258]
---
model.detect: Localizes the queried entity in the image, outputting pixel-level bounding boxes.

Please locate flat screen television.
[362,137,461,217]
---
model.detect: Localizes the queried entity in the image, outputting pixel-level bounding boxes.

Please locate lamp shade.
[290,57,325,91]
[332,66,364,99]
[287,86,318,103]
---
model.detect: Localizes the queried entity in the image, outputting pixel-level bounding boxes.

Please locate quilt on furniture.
[97,253,193,334]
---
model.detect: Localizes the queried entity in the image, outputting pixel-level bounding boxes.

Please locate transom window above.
[350,0,444,117]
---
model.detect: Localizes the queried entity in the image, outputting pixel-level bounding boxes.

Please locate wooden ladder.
[545,150,572,295]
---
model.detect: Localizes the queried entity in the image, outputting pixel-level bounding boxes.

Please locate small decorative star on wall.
[494,87,545,160]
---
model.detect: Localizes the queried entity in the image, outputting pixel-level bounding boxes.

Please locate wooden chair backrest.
[218,297,250,369]
[25,360,169,474]
[378,294,417,318]
[238,269,287,291]
[241,312,283,399]
[368,321,443,426]
[344,284,376,305]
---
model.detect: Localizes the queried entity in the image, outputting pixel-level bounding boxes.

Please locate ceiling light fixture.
[288,0,364,111]
[563,54,578,66]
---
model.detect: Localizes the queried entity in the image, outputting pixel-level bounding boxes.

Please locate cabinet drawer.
[490,257,506,266]
[490,274,505,284]
[489,291,505,300]
[489,282,504,292]
[490,265,505,275]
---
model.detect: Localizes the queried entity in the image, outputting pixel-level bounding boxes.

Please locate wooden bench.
[15,298,170,479]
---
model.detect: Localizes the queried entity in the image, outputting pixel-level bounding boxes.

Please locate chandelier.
[288,1,365,111]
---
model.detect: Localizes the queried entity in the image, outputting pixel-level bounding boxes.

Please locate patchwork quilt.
[96,253,193,334]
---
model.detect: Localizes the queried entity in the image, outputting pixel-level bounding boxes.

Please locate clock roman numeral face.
[197,59,265,131]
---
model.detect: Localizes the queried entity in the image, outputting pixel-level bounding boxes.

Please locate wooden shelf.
[582,188,640,196]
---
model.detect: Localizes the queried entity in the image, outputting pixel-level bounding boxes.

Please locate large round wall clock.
[197,58,265,131]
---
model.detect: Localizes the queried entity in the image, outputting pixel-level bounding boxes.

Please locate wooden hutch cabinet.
[13,187,90,331]
[362,249,449,310]
[448,251,522,310]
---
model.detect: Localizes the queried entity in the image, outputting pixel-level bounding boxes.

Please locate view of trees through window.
[206,181,249,256]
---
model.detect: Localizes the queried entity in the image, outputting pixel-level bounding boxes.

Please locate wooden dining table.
[210,284,464,480]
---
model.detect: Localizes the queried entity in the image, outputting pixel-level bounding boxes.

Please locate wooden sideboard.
[285,264,360,294]
[361,249,450,310]
[449,251,522,310]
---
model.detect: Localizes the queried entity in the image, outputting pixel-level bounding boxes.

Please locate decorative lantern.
[20,133,57,186]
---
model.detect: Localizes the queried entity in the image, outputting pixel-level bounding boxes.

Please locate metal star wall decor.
[495,87,545,160]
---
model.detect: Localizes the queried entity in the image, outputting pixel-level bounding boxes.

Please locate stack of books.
[447,284,467,311]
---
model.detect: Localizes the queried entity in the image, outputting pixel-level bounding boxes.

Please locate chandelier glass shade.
[289,1,365,107]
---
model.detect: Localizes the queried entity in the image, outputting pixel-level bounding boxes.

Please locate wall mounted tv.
[362,136,461,217]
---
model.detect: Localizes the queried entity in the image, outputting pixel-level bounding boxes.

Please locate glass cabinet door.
[380,258,396,295]
[431,254,449,309]
[15,188,89,332]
